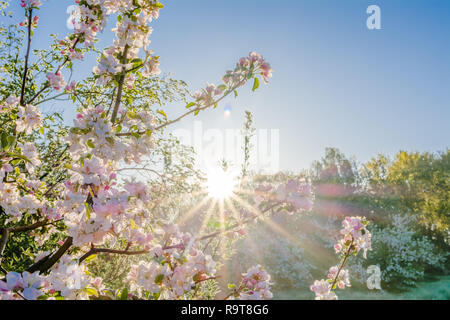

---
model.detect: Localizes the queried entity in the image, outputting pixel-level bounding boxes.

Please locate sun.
[206,168,237,200]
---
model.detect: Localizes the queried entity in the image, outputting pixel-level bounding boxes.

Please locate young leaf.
[154,274,165,285]
[86,140,95,148]
[120,288,128,300]
[252,77,260,92]
[157,109,167,118]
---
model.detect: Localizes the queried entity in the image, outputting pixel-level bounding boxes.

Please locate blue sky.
[4,0,450,171]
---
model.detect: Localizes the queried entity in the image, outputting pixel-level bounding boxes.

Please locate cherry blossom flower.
[15,104,41,134]
[310,280,337,300]
[237,265,273,300]
[0,271,46,300]
[46,72,67,91]
[327,266,351,289]
[311,216,371,300]
[20,0,42,9]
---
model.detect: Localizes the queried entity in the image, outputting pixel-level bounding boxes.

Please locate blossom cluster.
[43,254,91,299]
[310,216,371,300]
[238,265,273,300]
[0,166,41,219]
[90,0,162,87]
[0,105,43,219]
[335,216,372,258]
[68,105,155,163]
[16,104,42,134]
[192,52,273,108]
[1,96,41,134]
[62,105,157,246]
[127,224,217,299]
[70,0,107,48]
[20,0,42,9]
[0,271,46,300]
[0,255,95,300]
[225,51,273,85]
[327,265,350,289]
[62,168,154,247]
[46,72,67,91]
[19,15,39,29]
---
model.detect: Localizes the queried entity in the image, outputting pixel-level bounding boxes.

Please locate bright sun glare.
[206,168,236,200]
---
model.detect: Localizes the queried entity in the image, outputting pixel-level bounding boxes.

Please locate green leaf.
[1,134,16,152]
[7,135,15,147]
[105,137,115,144]
[8,153,32,163]
[70,127,82,134]
[234,90,238,98]
[185,102,196,109]
[120,288,128,300]
[84,254,97,263]
[84,203,92,220]
[252,77,260,92]
[157,109,167,118]
[1,133,8,151]
[84,287,98,297]
[153,292,161,300]
[86,140,95,148]
[40,126,45,135]
[154,274,165,285]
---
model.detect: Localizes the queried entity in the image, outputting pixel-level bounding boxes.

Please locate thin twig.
[110,45,129,123]
[19,8,33,105]
[116,77,247,137]
[330,239,354,290]
[0,228,10,266]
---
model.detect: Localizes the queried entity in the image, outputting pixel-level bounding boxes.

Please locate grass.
[275,275,450,300]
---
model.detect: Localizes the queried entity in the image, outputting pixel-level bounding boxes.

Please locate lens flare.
[206,168,236,199]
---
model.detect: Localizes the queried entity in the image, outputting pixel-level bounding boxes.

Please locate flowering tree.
[0,0,370,300]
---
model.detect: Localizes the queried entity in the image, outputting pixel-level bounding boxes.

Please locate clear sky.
[3,0,450,171]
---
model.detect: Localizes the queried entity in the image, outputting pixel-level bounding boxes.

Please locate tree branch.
[10,219,60,233]
[110,45,129,123]
[27,237,73,273]
[329,239,354,290]
[27,37,80,105]
[116,77,247,137]
[78,202,282,264]
[19,8,33,105]
[78,246,148,263]
[0,228,10,266]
